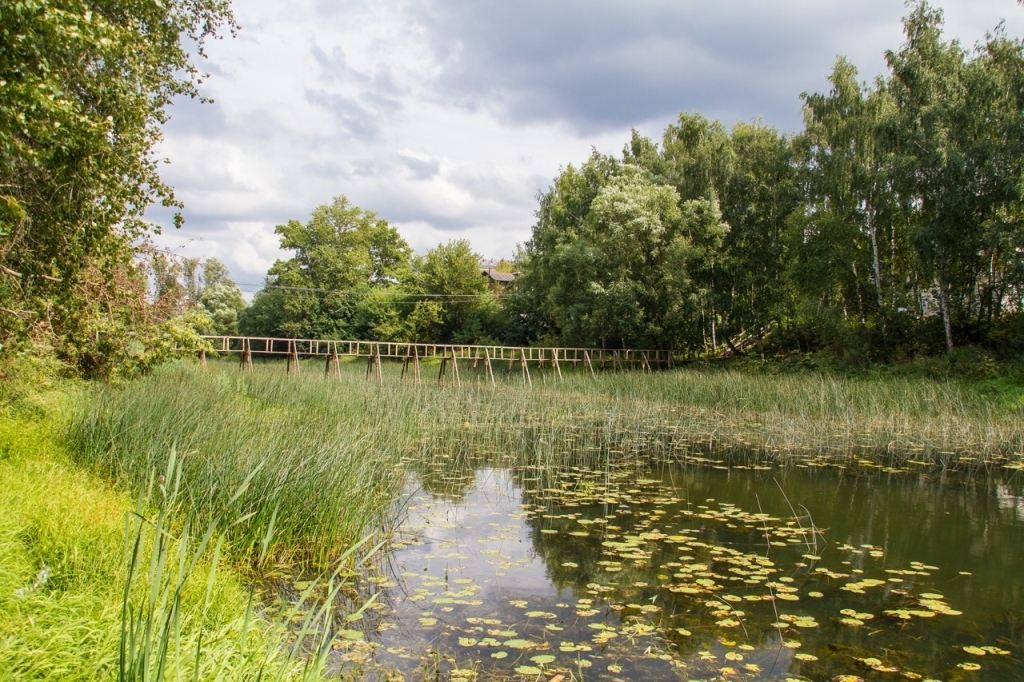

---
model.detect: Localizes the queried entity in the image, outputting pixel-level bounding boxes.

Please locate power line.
[233,283,522,301]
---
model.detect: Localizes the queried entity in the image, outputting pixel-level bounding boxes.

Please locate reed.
[69,358,1024,567]
[0,403,334,682]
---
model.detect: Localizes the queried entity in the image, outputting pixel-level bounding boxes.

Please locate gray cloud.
[408,0,976,132]
[165,96,229,138]
[399,154,440,180]
[306,88,382,138]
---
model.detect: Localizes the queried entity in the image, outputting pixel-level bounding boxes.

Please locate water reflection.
[332,461,1024,681]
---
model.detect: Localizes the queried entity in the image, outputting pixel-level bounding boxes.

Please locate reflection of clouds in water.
[354,464,1024,681]
[997,485,1024,522]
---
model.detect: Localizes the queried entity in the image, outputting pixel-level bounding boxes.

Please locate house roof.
[482,269,517,283]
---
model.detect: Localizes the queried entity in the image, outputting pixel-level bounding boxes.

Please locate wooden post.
[199,348,206,368]
[584,350,595,378]
[334,342,342,378]
[451,350,461,388]
[366,344,382,384]
[484,349,495,387]
[552,348,562,381]
[520,348,532,388]
[438,354,448,385]
[613,350,621,372]
[287,340,300,375]
[240,338,253,373]
[401,345,411,382]
[413,345,421,384]
[641,351,652,374]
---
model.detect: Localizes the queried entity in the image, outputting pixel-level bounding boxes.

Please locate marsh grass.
[70,362,410,567]
[69,357,1024,567]
[118,449,352,682]
[0,399,335,681]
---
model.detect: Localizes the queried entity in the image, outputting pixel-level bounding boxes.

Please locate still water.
[332,461,1024,681]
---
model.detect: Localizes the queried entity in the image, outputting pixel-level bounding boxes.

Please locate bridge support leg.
[552,349,562,381]
[240,339,253,373]
[484,349,495,387]
[366,345,382,384]
[584,350,595,378]
[520,348,532,388]
[287,340,300,375]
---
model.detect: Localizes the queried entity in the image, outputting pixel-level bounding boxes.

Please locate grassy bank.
[0,365,351,681]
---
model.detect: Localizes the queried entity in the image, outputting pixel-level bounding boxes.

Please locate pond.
[330,459,1024,681]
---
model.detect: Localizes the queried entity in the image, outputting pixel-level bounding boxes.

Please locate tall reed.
[118,448,353,681]
[69,358,1024,569]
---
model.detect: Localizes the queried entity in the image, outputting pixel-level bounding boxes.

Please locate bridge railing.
[200,335,683,374]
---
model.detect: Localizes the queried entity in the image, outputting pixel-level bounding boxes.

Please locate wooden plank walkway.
[200,335,680,384]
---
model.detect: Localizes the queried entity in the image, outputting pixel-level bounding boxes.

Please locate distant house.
[480,260,518,296]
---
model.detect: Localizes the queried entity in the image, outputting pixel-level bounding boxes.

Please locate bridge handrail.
[199,335,683,364]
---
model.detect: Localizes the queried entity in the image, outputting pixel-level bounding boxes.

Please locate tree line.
[243,4,1024,361]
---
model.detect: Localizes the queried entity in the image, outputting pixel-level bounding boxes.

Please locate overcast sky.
[149,0,1024,295]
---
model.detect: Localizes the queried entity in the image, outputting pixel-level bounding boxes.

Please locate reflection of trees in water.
[512,464,1024,680]
[408,444,1024,677]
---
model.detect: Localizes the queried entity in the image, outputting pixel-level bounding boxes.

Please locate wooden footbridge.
[200,336,681,387]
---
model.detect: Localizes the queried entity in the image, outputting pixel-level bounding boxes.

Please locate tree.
[0,0,235,368]
[885,1,1024,351]
[239,196,412,339]
[198,259,245,335]
[794,59,902,340]
[410,240,492,343]
[520,161,728,350]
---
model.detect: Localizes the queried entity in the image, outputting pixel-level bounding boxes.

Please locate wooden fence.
[199,336,683,386]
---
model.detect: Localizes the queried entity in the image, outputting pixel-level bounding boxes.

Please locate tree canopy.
[0,0,235,373]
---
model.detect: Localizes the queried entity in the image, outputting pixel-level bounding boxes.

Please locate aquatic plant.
[69,357,1023,570]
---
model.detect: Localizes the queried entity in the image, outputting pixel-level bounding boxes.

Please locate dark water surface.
[333,462,1024,681]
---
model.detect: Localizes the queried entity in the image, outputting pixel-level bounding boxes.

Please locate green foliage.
[411,239,494,343]
[524,164,728,348]
[240,195,412,339]
[0,0,234,373]
[241,202,508,344]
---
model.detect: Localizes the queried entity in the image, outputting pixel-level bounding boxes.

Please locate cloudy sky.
[149,0,1024,295]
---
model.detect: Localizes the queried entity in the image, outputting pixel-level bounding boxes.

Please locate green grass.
[0,368,353,681]
[69,361,409,567]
